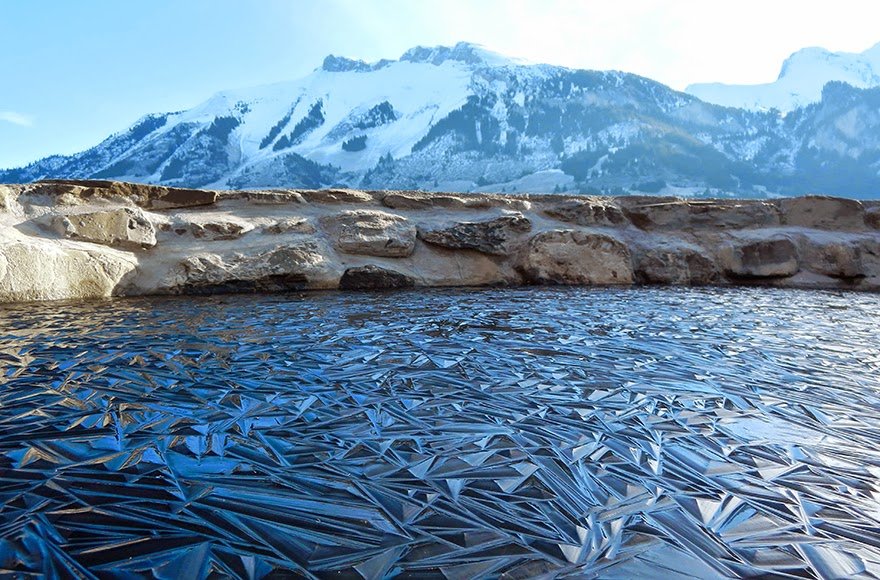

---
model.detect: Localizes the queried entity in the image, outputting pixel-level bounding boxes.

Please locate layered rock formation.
[0,180,878,303]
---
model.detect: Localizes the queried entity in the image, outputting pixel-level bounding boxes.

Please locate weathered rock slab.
[620,198,780,230]
[263,217,316,235]
[36,179,217,209]
[418,214,531,255]
[174,243,330,294]
[798,238,865,279]
[187,217,254,240]
[634,245,719,285]
[382,192,460,210]
[780,196,865,230]
[518,230,633,285]
[320,210,416,257]
[339,265,415,290]
[543,199,628,227]
[0,239,136,302]
[382,191,529,211]
[720,237,799,278]
[301,189,375,204]
[246,190,307,205]
[51,208,157,250]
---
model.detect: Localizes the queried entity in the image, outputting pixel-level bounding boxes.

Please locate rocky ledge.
[0,179,878,302]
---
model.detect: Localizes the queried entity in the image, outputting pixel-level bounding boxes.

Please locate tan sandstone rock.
[418,214,532,255]
[633,245,719,285]
[382,192,457,210]
[263,217,316,235]
[543,198,628,227]
[187,216,255,240]
[382,191,529,212]
[320,210,416,257]
[0,239,136,302]
[720,237,799,278]
[246,190,307,205]
[51,208,157,250]
[780,196,865,230]
[619,198,780,230]
[1,179,879,302]
[300,189,375,204]
[518,230,633,285]
[798,237,866,279]
[35,179,217,210]
[174,243,333,294]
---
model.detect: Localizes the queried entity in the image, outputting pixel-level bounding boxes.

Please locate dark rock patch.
[419,214,531,255]
[179,273,309,295]
[339,265,415,290]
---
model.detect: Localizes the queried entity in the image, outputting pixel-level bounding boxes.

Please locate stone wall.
[0,180,878,302]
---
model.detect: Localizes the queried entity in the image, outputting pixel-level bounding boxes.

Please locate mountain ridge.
[4,41,880,199]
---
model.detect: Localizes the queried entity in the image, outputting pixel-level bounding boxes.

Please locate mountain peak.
[321,55,373,73]
[399,42,512,67]
[319,42,512,74]
[777,46,835,80]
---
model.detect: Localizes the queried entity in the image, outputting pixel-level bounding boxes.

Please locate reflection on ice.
[718,415,827,446]
[0,287,879,578]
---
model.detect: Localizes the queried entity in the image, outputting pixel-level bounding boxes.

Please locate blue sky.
[2,0,879,169]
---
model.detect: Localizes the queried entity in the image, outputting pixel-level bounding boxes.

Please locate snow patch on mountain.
[155,58,475,187]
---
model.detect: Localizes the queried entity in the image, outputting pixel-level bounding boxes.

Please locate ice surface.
[0,287,879,577]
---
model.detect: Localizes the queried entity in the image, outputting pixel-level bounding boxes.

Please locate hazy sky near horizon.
[2,0,879,168]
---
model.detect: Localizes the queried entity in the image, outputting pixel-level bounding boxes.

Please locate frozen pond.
[1,287,879,578]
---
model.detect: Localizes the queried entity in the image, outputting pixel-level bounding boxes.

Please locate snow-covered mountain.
[5,42,880,198]
[687,43,880,113]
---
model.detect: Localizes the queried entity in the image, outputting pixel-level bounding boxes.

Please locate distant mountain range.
[687,43,880,113]
[4,41,880,198]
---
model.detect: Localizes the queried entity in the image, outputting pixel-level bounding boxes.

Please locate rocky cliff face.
[0,180,878,303]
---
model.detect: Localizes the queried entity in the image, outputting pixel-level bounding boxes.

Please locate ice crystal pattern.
[1,287,879,578]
